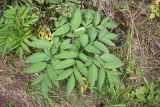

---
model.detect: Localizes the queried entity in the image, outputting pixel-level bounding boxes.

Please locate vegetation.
[0,0,159,107]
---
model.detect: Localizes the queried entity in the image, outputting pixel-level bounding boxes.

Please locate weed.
[24,8,124,97]
[0,5,39,59]
[24,83,57,107]
[150,0,160,19]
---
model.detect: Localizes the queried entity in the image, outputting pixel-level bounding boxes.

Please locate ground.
[0,0,160,107]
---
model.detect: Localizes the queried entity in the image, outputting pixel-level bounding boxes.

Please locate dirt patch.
[111,1,160,80]
[131,2,160,80]
[0,56,31,107]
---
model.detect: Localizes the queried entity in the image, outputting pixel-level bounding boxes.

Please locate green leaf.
[31,40,52,49]
[69,44,79,52]
[94,11,101,26]
[76,60,88,77]
[36,0,45,4]
[99,38,116,46]
[98,69,105,90]
[18,47,23,60]
[25,62,47,73]
[54,51,78,59]
[25,52,48,63]
[51,47,58,55]
[92,0,97,6]
[3,7,15,18]
[55,16,68,28]
[107,70,120,86]
[60,39,71,50]
[150,12,156,19]
[74,68,84,85]
[22,7,30,18]
[100,17,109,27]
[106,22,117,29]
[75,38,81,49]
[41,77,49,98]
[66,32,75,37]
[44,49,51,57]
[100,54,124,69]
[74,27,85,33]
[88,27,97,42]
[79,34,88,47]
[71,8,82,30]
[47,71,59,87]
[54,59,75,69]
[47,65,57,81]
[46,0,61,4]
[56,69,73,80]
[24,38,32,46]
[85,58,93,66]
[53,23,70,36]
[84,9,93,24]
[98,29,107,39]
[66,74,75,96]
[95,55,104,65]
[46,73,53,86]
[73,30,84,37]
[52,37,60,44]
[21,42,30,53]
[105,33,118,40]
[88,64,98,90]
[32,74,44,85]
[85,44,101,54]
[78,53,88,62]
[93,59,101,67]
[51,58,60,66]
[26,15,39,25]
[93,41,109,53]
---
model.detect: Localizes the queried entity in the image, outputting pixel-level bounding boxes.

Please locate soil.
[0,56,31,107]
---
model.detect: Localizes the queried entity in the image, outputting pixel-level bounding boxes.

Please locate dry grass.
[0,56,31,107]
[98,0,160,81]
